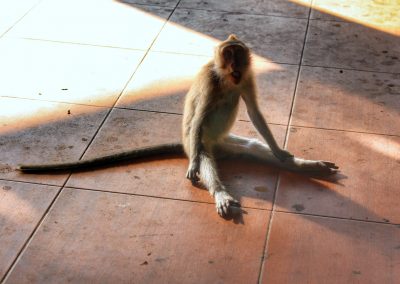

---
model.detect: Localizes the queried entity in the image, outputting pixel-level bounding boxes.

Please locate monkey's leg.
[198,151,240,216]
[215,134,338,174]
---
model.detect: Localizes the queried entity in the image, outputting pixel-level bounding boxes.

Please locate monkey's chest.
[203,93,240,141]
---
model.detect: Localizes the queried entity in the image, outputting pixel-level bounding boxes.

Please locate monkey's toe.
[215,191,241,217]
[186,169,200,184]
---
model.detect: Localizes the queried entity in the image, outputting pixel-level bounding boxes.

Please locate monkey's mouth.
[231,71,241,84]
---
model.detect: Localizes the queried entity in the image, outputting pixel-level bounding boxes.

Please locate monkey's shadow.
[186,156,348,224]
[30,154,384,228]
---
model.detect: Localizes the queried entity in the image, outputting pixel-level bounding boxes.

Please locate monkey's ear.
[228,34,238,41]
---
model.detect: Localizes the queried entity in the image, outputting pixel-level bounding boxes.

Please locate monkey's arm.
[241,80,293,161]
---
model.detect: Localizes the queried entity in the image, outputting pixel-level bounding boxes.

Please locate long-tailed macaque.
[18,35,338,216]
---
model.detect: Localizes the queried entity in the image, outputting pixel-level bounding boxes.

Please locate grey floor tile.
[179,0,311,18]
[119,0,179,8]
[303,20,400,73]
[0,97,109,185]
[152,8,308,64]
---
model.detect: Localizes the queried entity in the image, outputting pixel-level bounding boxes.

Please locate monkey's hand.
[273,148,294,162]
[186,159,200,184]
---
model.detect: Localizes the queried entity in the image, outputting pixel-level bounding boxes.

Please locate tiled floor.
[0,0,399,283]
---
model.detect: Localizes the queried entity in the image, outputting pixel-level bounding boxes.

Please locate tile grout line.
[112,0,182,109]
[2,35,398,74]
[75,0,183,165]
[3,95,399,137]
[12,36,149,52]
[287,124,400,137]
[1,177,397,227]
[301,63,400,75]
[4,6,398,76]
[4,94,400,138]
[1,2,184,281]
[1,176,69,283]
[0,0,43,39]
[274,209,400,226]
[170,6,310,20]
[256,173,280,284]
[257,3,313,283]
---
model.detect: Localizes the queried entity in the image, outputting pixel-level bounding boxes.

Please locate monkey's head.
[215,34,251,85]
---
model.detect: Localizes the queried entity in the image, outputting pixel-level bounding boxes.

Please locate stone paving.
[0,0,399,283]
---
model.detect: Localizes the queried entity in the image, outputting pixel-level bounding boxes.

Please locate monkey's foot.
[293,159,339,175]
[214,191,241,217]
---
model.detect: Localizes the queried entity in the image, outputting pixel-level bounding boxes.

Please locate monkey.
[17,34,338,217]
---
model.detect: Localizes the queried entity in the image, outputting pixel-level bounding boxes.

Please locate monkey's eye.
[231,71,241,79]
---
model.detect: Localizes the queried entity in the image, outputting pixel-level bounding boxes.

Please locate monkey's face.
[217,35,250,85]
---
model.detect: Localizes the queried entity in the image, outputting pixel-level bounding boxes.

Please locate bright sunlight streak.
[1,0,281,135]
[356,134,400,159]
[292,0,400,35]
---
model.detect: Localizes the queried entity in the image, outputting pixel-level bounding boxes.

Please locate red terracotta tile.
[261,212,400,284]
[0,97,109,185]
[292,66,400,135]
[276,127,400,223]
[0,180,59,280]
[6,188,270,283]
[67,108,287,209]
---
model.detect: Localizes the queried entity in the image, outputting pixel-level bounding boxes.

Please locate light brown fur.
[182,34,337,216]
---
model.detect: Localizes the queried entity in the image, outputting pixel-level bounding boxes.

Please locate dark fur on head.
[214,34,251,85]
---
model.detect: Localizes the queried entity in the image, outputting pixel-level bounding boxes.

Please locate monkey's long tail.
[17,143,184,173]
